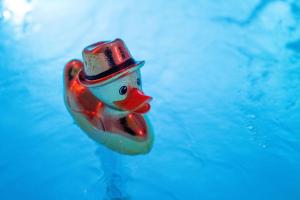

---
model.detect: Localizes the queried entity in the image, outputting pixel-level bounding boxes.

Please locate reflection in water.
[95,147,129,200]
[1,0,33,24]
[1,0,34,38]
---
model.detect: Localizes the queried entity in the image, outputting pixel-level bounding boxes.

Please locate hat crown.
[82,39,133,77]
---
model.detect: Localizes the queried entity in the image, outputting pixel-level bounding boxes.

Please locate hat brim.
[79,61,145,87]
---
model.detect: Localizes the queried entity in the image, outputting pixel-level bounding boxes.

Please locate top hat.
[79,39,144,86]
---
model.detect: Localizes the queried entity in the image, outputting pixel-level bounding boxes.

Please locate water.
[0,0,300,199]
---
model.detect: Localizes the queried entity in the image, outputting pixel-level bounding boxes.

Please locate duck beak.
[114,88,152,114]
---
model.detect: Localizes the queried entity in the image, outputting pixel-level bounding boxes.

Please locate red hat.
[79,39,144,86]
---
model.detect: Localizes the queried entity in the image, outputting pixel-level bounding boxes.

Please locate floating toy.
[63,39,154,155]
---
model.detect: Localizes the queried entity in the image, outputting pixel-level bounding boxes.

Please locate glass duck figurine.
[63,39,154,155]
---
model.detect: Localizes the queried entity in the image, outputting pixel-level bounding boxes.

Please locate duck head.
[89,70,152,114]
[78,38,153,115]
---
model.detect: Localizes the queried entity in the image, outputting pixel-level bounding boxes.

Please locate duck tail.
[64,59,84,86]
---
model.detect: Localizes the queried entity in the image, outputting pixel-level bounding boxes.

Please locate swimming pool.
[0,0,300,199]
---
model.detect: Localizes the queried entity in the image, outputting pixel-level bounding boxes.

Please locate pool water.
[0,0,300,199]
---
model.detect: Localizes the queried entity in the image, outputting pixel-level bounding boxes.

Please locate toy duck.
[63,39,154,155]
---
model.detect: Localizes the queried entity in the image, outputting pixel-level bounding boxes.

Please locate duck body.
[63,39,154,155]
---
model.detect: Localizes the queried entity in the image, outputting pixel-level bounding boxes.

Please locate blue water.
[1,0,300,199]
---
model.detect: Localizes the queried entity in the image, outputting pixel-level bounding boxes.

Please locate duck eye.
[119,86,127,95]
[137,78,141,86]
